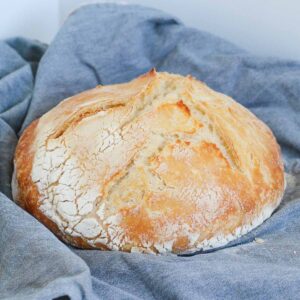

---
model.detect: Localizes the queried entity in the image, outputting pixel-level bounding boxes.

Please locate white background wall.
[0,0,300,60]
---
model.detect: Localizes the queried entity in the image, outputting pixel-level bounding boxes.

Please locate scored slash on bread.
[13,69,284,254]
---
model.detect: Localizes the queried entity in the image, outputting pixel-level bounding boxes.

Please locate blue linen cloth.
[0,4,300,300]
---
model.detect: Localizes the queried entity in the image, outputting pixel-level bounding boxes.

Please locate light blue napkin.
[0,4,299,299]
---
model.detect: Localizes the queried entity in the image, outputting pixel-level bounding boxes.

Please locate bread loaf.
[12,70,284,254]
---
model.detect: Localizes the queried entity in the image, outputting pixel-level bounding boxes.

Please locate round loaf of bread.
[13,70,284,254]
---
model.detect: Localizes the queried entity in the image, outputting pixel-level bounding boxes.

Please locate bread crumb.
[254,238,264,244]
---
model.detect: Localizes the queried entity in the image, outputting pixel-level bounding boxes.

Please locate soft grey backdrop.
[1,0,300,60]
[0,4,300,300]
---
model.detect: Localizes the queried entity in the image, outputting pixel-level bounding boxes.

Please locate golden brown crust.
[14,121,61,239]
[13,70,285,254]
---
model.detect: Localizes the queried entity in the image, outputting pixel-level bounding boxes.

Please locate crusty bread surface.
[13,70,284,254]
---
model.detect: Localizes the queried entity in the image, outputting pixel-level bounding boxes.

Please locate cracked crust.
[13,70,284,254]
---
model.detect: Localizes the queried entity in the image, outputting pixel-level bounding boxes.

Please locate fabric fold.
[0,4,299,299]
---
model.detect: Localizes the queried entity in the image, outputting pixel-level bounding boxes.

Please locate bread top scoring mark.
[16,70,284,254]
